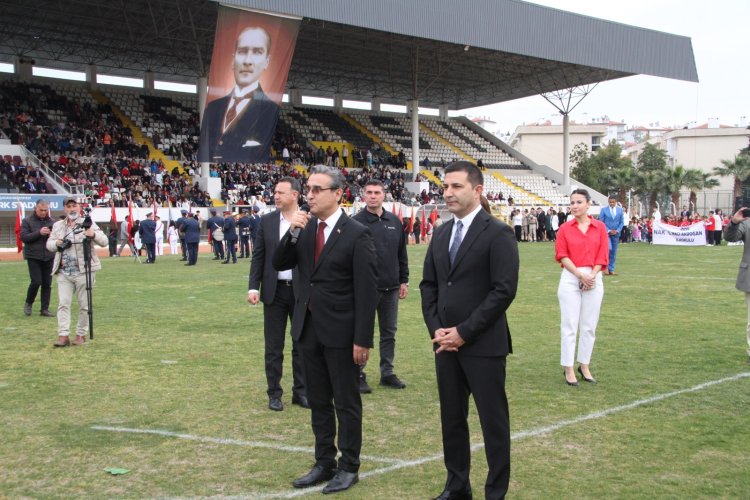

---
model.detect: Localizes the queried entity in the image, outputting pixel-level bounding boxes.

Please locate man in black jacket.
[20,199,56,317]
[273,166,377,494]
[421,162,519,500]
[352,180,409,393]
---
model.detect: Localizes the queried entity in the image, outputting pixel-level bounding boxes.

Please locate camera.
[57,239,73,252]
[81,207,93,230]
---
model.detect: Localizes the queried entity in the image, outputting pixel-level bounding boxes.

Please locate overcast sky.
[463,0,750,136]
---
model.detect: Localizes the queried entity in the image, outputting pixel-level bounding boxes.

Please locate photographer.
[20,199,56,317]
[46,197,108,347]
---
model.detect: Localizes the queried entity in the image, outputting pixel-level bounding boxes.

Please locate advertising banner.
[652,221,706,246]
[198,6,300,164]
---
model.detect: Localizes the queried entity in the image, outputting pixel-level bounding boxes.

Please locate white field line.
[89,426,401,465]
[106,372,750,500]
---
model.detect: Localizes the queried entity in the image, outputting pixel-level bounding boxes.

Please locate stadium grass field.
[1,242,749,498]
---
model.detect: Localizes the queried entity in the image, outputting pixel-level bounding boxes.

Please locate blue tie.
[449,220,463,266]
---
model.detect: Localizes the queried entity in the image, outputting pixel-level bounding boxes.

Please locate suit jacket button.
[447,281,452,286]
[218,140,223,145]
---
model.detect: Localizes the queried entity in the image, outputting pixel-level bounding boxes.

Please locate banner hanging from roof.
[198,6,300,164]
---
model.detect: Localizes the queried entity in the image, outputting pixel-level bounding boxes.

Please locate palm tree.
[661,165,690,215]
[606,167,633,205]
[712,154,750,200]
[683,170,719,213]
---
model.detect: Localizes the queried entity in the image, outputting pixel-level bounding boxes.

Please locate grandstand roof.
[1,0,698,109]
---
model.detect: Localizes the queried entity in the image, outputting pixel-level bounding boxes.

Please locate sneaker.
[23,303,32,316]
[380,374,406,389]
[358,373,372,394]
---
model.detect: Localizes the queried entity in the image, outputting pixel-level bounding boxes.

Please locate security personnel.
[237,209,252,258]
[222,209,238,264]
[249,206,261,245]
[352,179,409,393]
[206,208,225,261]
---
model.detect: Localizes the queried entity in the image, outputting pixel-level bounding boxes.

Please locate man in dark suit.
[420,161,519,500]
[222,210,238,264]
[176,209,188,261]
[273,166,377,494]
[207,209,225,261]
[248,177,307,411]
[181,213,200,266]
[249,205,261,244]
[139,212,157,263]
[237,209,252,258]
[198,26,279,164]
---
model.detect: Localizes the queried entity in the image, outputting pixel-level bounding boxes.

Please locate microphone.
[290,204,310,244]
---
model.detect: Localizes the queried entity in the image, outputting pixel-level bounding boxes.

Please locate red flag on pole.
[127,199,134,244]
[110,201,118,227]
[397,204,403,224]
[429,207,438,225]
[409,207,415,233]
[14,199,25,253]
[420,206,427,239]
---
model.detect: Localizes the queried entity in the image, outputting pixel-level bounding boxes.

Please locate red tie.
[224,95,252,129]
[314,221,326,265]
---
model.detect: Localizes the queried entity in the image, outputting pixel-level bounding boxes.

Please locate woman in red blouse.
[555,189,609,386]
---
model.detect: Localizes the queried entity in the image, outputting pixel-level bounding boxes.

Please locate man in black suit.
[248,177,307,411]
[181,213,201,266]
[237,209,252,258]
[176,209,188,261]
[207,209,225,261]
[420,161,519,500]
[139,212,157,263]
[198,26,279,164]
[273,166,377,494]
[222,210,238,264]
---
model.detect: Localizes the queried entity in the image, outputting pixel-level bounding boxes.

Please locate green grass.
[1,242,749,498]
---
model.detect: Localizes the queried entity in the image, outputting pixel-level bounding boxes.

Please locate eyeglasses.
[305,185,336,195]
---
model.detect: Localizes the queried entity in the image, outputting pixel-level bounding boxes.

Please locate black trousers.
[224,240,237,262]
[180,238,187,258]
[144,242,156,262]
[26,258,53,310]
[187,242,198,264]
[239,235,250,257]
[514,225,522,242]
[213,239,225,259]
[264,282,305,399]
[436,353,509,500]
[299,314,362,473]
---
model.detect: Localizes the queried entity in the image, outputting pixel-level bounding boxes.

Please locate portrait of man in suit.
[198,26,280,163]
[420,161,519,500]
[599,195,625,275]
[273,165,378,494]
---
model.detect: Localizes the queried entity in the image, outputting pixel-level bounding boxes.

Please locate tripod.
[82,236,95,340]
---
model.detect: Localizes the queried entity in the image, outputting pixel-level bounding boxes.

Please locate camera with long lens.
[57,239,73,252]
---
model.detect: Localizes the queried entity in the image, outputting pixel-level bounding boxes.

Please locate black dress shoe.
[358,373,372,394]
[578,366,597,384]
[221,261,229,264]
[268,398,283,411]
[179,257,187,261]
[293,464,336,488]
[432,489,472,500]
[322,470,358,494]
[292,394,310,409]
[380,374,406,389]
[24,303,32,316]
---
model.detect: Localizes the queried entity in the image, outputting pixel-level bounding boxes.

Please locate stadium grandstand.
[0,0,698,245]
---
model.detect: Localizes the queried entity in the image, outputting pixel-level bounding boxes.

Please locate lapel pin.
[337,229,341,234]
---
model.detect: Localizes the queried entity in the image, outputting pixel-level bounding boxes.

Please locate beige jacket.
[46,218,109,275]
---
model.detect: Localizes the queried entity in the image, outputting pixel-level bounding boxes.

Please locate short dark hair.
[364,179,385,190]
[35,199,49,206]
[277,176,301,194]
[608,195,617,201]
[571,188,591,202]
[444,161,483,187]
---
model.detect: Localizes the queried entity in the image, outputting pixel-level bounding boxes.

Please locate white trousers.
[56,272,96,337]
[156,235,164,255]
[558,267,604,366]
[169,239,179,254]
